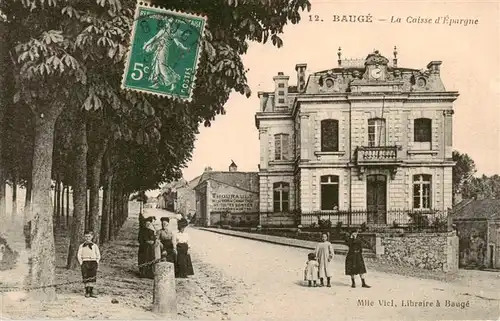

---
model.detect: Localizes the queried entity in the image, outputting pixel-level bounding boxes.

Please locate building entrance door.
[366,174,387,225]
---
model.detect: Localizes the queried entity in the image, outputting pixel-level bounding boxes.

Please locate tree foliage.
[0,0,311,298]
[452,150,477,198]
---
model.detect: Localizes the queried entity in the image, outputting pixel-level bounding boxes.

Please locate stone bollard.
[152,261,177,316]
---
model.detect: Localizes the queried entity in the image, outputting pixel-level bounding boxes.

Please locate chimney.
[273,72,289,110]
[426,61,442,75]
[229,160,237,172]
[295,63,307,92]
[204,166,213,172]
[258,91,269,112]
[393,46,398,67]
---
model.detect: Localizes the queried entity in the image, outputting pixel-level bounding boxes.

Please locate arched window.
[321,119,339,152]
[320,175,339,210]
[273,182,290,212]
[413,174,432,209]
[368,118,386,146]
[274,133,290,160]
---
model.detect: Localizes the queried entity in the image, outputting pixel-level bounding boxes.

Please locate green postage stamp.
[121,3,207,101]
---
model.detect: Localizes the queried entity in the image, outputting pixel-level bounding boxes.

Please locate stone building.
[452,199,500,269]
[255,48,458,227]
[194,162,259,226]
[156,179,187,212]
[175,175,202,217]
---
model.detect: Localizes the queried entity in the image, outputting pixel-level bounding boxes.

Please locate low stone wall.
[376,231,459,272]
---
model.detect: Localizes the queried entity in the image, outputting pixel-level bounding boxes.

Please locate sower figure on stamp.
[157,217,177,264]
[77,231,101,298]
[143,17,189,90]
[315,232,334,287]
[344,230,371,288]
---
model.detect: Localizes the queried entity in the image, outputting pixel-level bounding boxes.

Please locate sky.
[178,0,500,184]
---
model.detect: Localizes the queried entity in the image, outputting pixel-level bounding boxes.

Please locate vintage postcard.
[0,0,499,321]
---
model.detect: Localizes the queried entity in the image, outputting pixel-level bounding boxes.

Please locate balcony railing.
[356,146,400,165]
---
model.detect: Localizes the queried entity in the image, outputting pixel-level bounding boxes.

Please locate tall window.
[320,175,339,210]
[273,182,290,212]
[414,118,432,142]
[321,119,339,152]
[278,98,285,104]
[413,174,432,209]
[274,133,290,160]
[368,118,386,146]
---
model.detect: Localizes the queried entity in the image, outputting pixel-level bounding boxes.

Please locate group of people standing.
[304,230,371,288]
[137,214,194,279]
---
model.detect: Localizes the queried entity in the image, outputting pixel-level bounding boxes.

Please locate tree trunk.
[52,180,56,216]
[66,184,69,219]
[57,180,62,217]
[125,195,130,221]
[53,177,59,227]
[116,191,125,232]
[12,172,18,219]
[100,149,112,245]
[89,145,105,244]
[29,111,61,301]
[24,178,32,225]
[61,183,65,225]
[85,189,89,230]
[108,181,115,241]
[0,168,5,225]
[66,118,87,270]
[0,25,6,227]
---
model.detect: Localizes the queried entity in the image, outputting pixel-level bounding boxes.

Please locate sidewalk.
[198,227,376,257]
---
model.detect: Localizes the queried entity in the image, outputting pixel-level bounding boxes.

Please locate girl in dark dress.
[345,230,371,288]
[175,218,194,278]
[158,217,177,264]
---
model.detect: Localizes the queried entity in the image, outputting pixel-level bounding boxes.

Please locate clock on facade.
[371,67,382,79]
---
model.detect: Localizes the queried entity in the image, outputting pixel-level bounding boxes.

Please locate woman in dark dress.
[345,230,371,288]
[140,216,157,279]
[157,217,177,264]
[175,218,194,278]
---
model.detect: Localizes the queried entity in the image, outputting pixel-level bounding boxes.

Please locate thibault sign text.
[211,193,256,213]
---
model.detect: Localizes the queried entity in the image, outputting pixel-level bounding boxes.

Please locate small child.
[77,231,101,298]
[304,252,319,287]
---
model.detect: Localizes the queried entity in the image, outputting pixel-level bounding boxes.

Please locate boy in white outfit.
[77,231,101,298]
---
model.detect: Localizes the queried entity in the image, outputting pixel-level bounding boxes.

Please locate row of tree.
[0,0,311,301]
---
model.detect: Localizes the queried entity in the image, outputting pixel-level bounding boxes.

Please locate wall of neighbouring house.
[176,186,196,217]
[487,221,500,269]
[453,219,488,268]
[374,231,459,272]
[204,180,259,226]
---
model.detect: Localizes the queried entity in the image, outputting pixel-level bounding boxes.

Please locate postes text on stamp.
[121,3,207,101]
